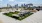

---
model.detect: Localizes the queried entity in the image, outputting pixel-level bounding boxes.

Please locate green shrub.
[3,12,33,21]
[9,11,19,14]
[4,13,12,17]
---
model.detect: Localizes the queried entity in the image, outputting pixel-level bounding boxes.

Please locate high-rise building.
[14,4,18,8]
[23,3,33,8]
[24,4,25,7]
[7,4,12,8]
[21,4,24,7]
[28,3,33,7]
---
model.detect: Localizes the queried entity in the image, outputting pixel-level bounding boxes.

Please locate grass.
[3,11,19,17]
[9,11,19,14]
[18,12,33,20]
[3,12,33,21]
[3,13,12,17]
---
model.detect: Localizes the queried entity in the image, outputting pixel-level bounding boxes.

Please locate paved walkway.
[0,10,42,23]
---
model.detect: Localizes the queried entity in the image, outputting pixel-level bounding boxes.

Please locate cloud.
[19,2,28,4]
[0,0,3,1]
[9,0,15,2]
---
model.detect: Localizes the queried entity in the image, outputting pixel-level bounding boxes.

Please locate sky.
[0,0,42,7]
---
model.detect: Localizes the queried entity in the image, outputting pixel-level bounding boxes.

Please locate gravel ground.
[0,10,42,23]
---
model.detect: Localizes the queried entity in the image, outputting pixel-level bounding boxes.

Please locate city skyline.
[0,0,42,7]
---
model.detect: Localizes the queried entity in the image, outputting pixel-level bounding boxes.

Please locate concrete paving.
[0,10,42,23]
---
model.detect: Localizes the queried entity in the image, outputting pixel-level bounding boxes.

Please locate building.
[28,3,33,7]
[14,4,19,8]
[21,3,33,8]
[21,4,24,7]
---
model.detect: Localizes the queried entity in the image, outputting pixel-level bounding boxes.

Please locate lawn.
[3,11,19,17]
[3,12,33,21]
[18,12,33,20]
